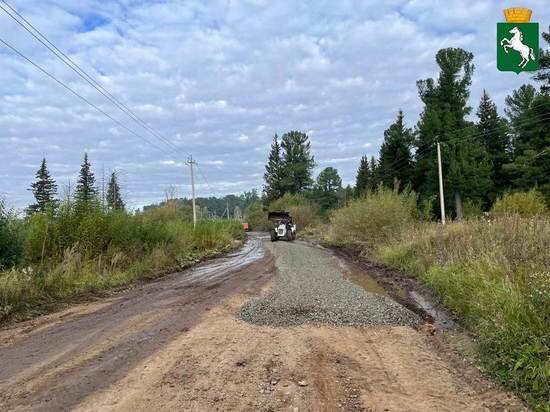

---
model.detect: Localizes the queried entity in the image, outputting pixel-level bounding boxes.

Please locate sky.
[0,0,548,210]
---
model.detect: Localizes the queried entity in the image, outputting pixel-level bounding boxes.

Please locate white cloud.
[0,0,547,209]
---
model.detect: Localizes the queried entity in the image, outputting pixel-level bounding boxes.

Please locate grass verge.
[0,205,244,324]
[326,189,549,410]
[374,216,549,410]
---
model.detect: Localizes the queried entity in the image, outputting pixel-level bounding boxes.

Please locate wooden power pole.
[187,155,197,227]
[437,142,446,225]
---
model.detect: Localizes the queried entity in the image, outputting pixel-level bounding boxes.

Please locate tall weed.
[328,187,418,248]
[376,216,550,409]
[0,203,243,322]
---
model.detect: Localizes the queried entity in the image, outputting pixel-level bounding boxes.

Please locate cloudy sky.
[1,0,548,210]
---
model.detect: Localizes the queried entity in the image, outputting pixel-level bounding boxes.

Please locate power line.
[376,111,550,181]
[378,100,550,178]
[195,163,215,195]
[0,36,173,155]
[0,0,188,157]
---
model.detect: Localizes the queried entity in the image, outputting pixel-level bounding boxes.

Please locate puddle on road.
[409,291,456,328]
[343,266,390,297]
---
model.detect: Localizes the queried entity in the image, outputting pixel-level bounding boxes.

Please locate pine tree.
[378,110,414,190]
[476,90,510,201]
[533,25,550,93]
[75,153,98,209]
[28,158,58,214]
[313,167,342,211]
[355,155,370,195]
[106,171,124,210]
[414,48,492,215]
[280,131,315,194]
[263,134,284,202]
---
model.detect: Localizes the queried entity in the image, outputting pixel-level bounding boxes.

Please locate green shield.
[497,22,539,73]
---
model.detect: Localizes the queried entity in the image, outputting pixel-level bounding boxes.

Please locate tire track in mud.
[0,235,273,411]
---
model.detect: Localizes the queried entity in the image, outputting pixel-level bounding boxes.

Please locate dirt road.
[0,234,525,411]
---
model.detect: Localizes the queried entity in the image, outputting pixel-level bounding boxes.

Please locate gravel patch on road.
[239,240,421,327]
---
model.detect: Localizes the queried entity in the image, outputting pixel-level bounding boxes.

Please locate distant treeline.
[143,190,260,219]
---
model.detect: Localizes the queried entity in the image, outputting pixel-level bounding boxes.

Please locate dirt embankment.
[0,235,525,411]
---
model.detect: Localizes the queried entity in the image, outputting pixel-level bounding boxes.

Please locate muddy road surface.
[0,234,525,411]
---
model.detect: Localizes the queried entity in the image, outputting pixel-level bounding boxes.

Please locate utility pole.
[101,164,105,209]
[437,142,446,225]
[187,155,197,227]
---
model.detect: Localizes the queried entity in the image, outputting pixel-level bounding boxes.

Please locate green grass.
[0,203,244,323]
[326,190,549,410]
[377,217,550,410]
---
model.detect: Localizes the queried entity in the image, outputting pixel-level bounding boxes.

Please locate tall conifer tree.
[504,85,550,201]
[378,110,414,190]
[369,156,380,191]
[263,134,284,202]
[355,155,370,195]
[280,131,315,194]
[414,48,492,215]
[475,90,510,201]
[106,171,124,210]
[28,158,57,214]
[75,153,98,209]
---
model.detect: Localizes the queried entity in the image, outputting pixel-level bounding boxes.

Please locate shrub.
[328,187,418,248]
[244,201,271,231]
[0,202,243,322]
[269,193,319,229]
[0,201,24,268]
[492,189,547,217]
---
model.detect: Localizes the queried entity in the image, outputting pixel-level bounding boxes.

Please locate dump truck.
[268,211,296,241]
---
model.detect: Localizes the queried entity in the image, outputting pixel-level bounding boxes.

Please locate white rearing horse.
[501,26,535,68]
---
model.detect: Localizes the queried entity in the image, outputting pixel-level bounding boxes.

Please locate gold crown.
[503,8,532,23]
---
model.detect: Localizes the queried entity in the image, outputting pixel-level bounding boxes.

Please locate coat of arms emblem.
[497,8,539,73]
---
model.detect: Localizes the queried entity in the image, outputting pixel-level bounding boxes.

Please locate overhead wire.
[0,0,189,157]
[376,110,550,182]
[0,36,172,155]
[378,99,550,179]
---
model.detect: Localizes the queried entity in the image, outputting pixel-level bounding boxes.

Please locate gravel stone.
[239,240,421,327]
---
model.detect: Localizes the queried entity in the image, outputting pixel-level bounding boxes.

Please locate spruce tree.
[378,110,414,190]
[355,155,370,195]
[504,86,550,201]
[280,131,315,194]
[28,158,58,214]
[476,90,510,201]
[106,171,124,210]
[368,156,380,191]
[75,153,98,209]
[263,134,284,202]
[414,48,492,215]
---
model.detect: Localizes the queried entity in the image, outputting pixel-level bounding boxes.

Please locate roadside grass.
[0,205,244,323]
[327,190,550,410]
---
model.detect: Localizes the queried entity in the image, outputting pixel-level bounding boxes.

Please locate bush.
[0,201,24,268]
[269,193,319,229]
[492,189,547,217]
[244,201,271,231]
[328,187,418,248]
[0,202,244,322]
